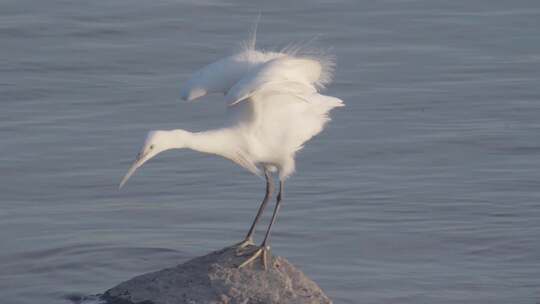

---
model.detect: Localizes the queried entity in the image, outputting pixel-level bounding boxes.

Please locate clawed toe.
[235,238,255,256]
[237,245,271,270]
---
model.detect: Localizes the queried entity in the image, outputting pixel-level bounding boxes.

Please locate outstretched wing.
[226,55,343,159]
[224,57,324,106]
[179,50,283,101]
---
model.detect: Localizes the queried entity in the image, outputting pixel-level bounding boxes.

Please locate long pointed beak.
[119,151,148,189]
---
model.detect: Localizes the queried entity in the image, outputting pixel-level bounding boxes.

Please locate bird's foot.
[234,238,255,255]
[237,245,271,270]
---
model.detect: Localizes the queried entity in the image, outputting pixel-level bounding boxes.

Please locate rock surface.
[102,244,332,304]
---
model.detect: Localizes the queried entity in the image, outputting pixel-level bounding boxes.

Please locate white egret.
[119,38,344,269]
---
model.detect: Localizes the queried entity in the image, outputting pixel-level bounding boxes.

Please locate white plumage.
[176,47,343,179]
[120,38,344,269]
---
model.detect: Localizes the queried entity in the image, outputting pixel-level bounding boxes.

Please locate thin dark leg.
[261,180,283,247]
[238,180,284,269]
[243,169,274,241]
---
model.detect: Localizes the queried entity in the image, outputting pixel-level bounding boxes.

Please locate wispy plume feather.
[237,14,335,91]
[242,11,261,51]
[279,36,336,90]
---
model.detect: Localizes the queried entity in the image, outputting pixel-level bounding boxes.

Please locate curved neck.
[165,128,260,176]
[172,128,238,158]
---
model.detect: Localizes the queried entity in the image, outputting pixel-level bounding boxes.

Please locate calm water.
[1,0,540,303]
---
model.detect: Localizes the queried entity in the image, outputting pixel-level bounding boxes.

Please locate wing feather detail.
[224,57,323,106]
[179,50,284,101]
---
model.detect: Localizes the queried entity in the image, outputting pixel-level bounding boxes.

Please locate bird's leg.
[238,181,283,270]
[236,170,273,253]
[260,180,283,248]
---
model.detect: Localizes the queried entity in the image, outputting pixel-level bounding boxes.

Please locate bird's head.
[119,130,188,189]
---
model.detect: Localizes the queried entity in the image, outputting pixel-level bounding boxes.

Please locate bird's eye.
[150,145,154,149]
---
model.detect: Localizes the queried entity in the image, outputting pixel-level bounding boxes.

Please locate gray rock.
[102,244,332,304]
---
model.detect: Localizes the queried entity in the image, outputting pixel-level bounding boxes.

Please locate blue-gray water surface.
[1,0,539,303]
